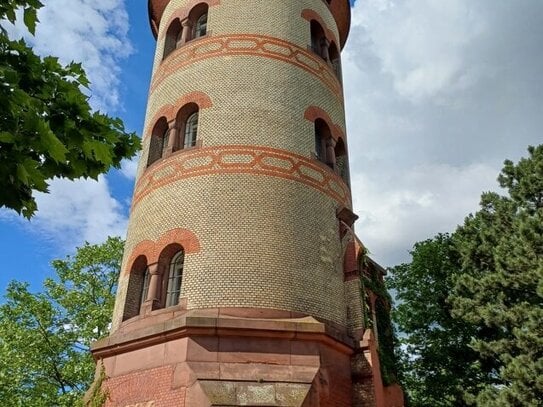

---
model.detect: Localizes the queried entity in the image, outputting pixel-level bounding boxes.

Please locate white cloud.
[352,163,498,266]
[356,0,485,102]
[120,156,140,179]
[0,176,128,249]
[31,177,128,246]
[0,0,133,249]
[37,0,132,111]
[344,0,543,266]
[6,0,132,111]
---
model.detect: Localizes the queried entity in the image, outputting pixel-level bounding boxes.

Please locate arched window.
[164,19,182,59]
[184,112,198,148]
[310,20,326,59]
[329,41,341,79]
[166,250,184,307]
[174,103,199,151]
[335,137,350,186]
[155,243,186,309]
[122,256,148,321]
[140,267,151,306]
[193,12,208,39]
[147,117,169,167]
[188,3,209,42]
[314,119,332,164]
[163,4,210,56]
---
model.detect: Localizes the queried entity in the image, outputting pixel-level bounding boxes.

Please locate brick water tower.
[90,0,403,405]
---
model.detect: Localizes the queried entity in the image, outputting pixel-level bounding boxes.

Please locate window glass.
[164,20,182,59]
[161,128,170,156]
[329,42,341,79]
[184,112,198,148]
[176,29,183,45]
[166,251,184,307]
[194,13,207,38]
[147,118,168,167]
[315,121,327,162]
[315,131,323,161]
[140,268,150,305]
[310,20,325,58]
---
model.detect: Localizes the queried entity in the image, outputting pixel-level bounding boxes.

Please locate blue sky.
[1,0,542,294]
[0,2,156,291]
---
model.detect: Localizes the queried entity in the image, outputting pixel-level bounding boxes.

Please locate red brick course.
[150,34,343,101]
[104,365,186,407]
[132,145,352,212]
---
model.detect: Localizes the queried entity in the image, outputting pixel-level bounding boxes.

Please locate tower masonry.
[90,0,404,406]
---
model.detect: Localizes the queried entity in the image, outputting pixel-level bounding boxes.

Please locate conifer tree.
[390,145,542,406]
[451,145,543,405]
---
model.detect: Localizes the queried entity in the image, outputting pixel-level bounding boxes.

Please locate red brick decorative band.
[151,34,342,101]
[132,145,352,210]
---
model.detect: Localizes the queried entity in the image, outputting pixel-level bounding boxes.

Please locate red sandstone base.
[90,309,402,406]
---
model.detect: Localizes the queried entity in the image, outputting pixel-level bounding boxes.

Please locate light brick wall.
[111,0,355,331]
[345,279,365,333]
[113,172,348,329]
[144,56,343,153]
[150,0,340,76]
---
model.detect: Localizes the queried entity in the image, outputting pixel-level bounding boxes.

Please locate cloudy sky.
[1,0,542,291]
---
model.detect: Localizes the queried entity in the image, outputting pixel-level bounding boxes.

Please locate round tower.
[90,1,398,406]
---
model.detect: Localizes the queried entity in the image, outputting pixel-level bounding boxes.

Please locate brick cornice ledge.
[91,313,355,359]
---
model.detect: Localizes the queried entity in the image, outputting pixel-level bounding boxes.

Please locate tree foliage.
[390,145,543,406]
[451,145,543,406]
[0,237,123,406]
[360,259,400,386]
[0,0,140,218]
[389,234,488,406]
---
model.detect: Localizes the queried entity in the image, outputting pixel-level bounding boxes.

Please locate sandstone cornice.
[91,310,355,360]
